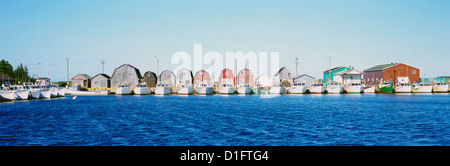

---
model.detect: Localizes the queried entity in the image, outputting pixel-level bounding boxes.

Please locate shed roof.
[323,66,347,73]
[112,64,142,79]
[364,63,399,72]
[92,73,111,79]
[0,74,14,81]
[293,74,316,80]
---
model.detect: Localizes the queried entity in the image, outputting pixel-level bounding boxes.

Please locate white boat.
[269,84,285,94]
[394,83,412,93]
[412,83,432,93]
[219,84,236,94]
[28,85,42,99]
[326,82,344,94]
[309,83,325,94]
[0,87,15,100]
[50,85,59,97]
[11,86,30,100]
[39,86,51,99]
[155,84,172,95]
[289,82,308,94]
[178,84,194,95]
[197,84,214,95]
[363,85,375,93]
[57,88,66,97]
[65,89,109,95]
[116,84,133,95]
[345,83,363,94]
[237,84,252,94]
[134,84,151,95]
[433,82,449,93]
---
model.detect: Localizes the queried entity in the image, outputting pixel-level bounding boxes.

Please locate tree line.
[0,59,34,85]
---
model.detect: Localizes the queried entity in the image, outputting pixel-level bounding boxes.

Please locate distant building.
[176,68,194,87]
[71,74,91,88]
[0,74,14,86]
[323,66,350,83]
[273,67,293,86]
[363,63,420,85]
[433,76,450,83]
[293,74,315,86]
[142,71,158,87]
[159,70,176,87]
[218,68,235,86]
[91,73,110,88]
[236,68,254,86]
[110,64,142,88]
[193,70,211,87]
[334,69,364,85]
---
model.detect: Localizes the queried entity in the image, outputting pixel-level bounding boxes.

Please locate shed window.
[225,72,229,76]
[412,70,416,74]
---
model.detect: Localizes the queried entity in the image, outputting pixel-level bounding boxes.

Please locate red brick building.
[363,63,420,85]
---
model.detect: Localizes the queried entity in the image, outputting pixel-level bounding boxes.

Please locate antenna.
[101,58,106,74]
[295,58,299,76]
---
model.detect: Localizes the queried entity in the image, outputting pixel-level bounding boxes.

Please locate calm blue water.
[0,94,449,146]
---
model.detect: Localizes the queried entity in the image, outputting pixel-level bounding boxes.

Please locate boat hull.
[197,87,214,95]
[309,86,325,94]
[134,87,151,95]
[326,86,344,94]
[363,87,375,93]
[412,86,432,93]
[269,87,285,94]
[345,86,363,94]
[15,90,29,100]
[377,84,393,93]
[237,87,252,94]
[219,87,236,94]
[50,89,58,97]
[178,87,194,95]
[289,86,308,94]
[433,85,449,93]
[116,87,133,95]
[30,89,41,99]
[155,87,171,95]
[66,89,109,95]
[0,91,15,100]
[40,90,51,99]
[394,86,412,93]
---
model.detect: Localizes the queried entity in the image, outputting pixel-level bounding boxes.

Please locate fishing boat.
[269,84,285,94]
[39,85,51,99]
[412,83,432,93]
[394,83,412,93]
[28,85,42,99]
[155,83,171,95]
[432,82,449,93]
[116,84,133,95]
[237,84,252,94]
[197,83,214,95]
[326,82,344,94]
[344,83,363,94]
[0,87,15,100]
[289,82,308,94]
[50,84,59,97]
[65,89,109,95]
[376,82,393,93]
[309,83,325,94]
[363,85,375,93]
[178,84,194,95]
[11,86,30,100]
[57,87,66,97]
[219,84,236,94]
[134,84,151,95]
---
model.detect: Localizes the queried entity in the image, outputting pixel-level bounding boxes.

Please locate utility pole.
[295,58,299,76]
[101,58,106,74]
[329,56,331,82]
[37,62,41,80]
[154,56,159,82]
[67,58,69,86]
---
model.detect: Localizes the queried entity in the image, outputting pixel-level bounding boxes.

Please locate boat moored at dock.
[269,84,285,94]
[237,84,252,94]
[134,84,151,95]
[363,85,375,93]
[345,83,363,94]
[197,84,214,95]
[116,84,133,95]
[377,82,393,93]
[412,83,432,93]
[219,84,236,94]
[309,83,325,94]
[178,84,194,95]
[326,82,344,94]
[155,84,171,95]
[432,82,448,93]
[289,82,308,94]
[394,83,412,93]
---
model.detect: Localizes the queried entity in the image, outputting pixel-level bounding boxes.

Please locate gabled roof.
[293,74,316,79]
[71,74,91,80]
[92,73,110,79]
[112,64,142,79]
[334,69,363,75]
[323,66,347,73]
[364,63,399,72]
[0,74,14,81]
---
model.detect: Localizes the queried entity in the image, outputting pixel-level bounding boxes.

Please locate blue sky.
[1,0,449,81]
